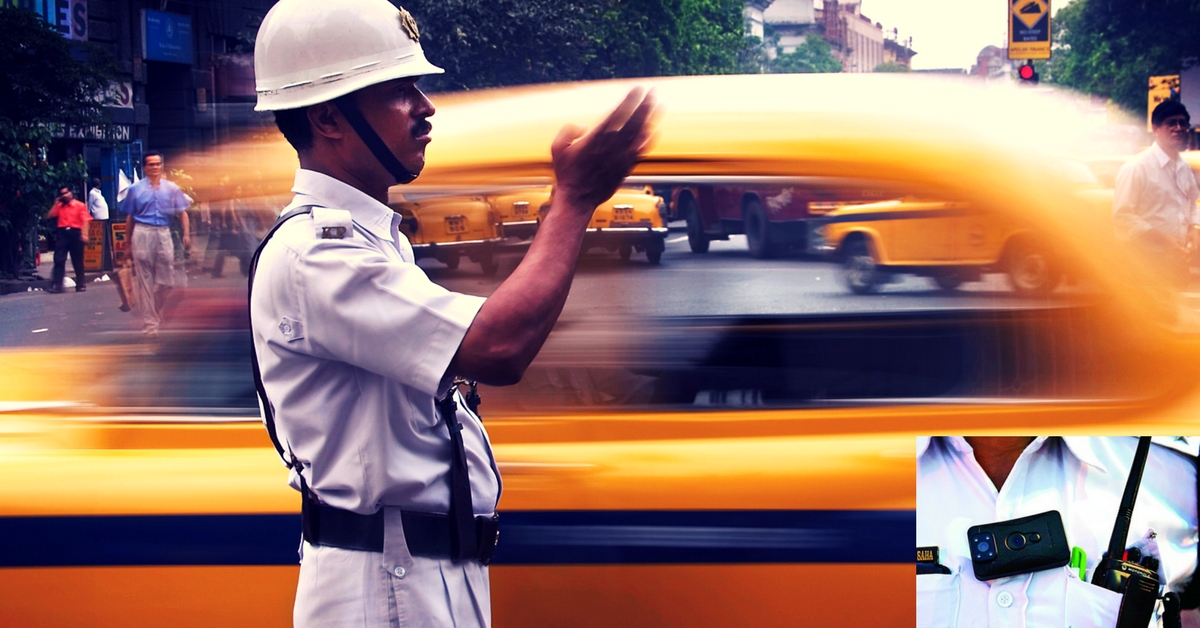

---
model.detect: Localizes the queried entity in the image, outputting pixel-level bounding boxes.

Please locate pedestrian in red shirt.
[46,186,91,293]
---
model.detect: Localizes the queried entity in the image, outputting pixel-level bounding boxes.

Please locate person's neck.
[299,153,389,204]
[964,436,1036,491]
[148,175,162,187]
[1157,139,1181,160]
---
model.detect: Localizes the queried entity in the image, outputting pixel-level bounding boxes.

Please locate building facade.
[763,0,815,56]
[8,0,275,200]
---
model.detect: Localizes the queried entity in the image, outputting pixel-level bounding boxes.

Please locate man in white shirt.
[248,1,657,626]
[917,436,1199,628]
[87,178,108,221]
[1113,100,1199,287]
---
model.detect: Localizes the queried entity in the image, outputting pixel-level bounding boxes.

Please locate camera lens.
[977,541,990,553]
[1028,532,1041,543]
[1006,532,1027,550]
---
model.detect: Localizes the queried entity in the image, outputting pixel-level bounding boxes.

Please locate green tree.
[770,35,843,74]
[0,7,116,279]
[1047,0,1200,117]
[874,62,910,73]
[402,0,752,92]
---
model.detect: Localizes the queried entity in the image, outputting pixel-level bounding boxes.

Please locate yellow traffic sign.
[1009,0,1051,60]
[1014,0,1048,29]
[1148,75,1180,130]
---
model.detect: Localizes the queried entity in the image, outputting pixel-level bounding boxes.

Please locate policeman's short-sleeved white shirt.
[917,436,1198,628]
[251,169,499,516]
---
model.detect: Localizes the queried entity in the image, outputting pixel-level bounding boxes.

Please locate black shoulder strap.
[1180,449,1200,609]
[248,205,315,466]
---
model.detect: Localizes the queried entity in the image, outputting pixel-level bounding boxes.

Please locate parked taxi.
[489,185,668,263]
[3,75,1199,628]
[389,191,504,275]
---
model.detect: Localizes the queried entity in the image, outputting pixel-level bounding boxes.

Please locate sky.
[852,0,1076,70]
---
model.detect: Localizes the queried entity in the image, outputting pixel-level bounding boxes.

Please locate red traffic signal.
[1018,62,1038,84]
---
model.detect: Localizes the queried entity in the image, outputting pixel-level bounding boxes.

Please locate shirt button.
[997,591,1014,608]
[393,566,406,578]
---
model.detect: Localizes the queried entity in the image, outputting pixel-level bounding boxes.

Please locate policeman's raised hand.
[551,87,659,213]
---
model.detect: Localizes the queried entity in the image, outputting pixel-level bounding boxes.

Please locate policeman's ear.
[308,102,348,142]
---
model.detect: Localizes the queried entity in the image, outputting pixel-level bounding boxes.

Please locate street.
[0,225,1058,351]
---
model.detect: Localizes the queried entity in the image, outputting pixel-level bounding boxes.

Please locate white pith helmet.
[254,0,444,112]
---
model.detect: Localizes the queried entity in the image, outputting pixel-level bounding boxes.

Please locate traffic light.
[1018,61,1039,86]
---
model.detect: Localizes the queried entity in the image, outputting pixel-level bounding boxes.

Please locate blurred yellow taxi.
[389,192,505,275]
[4,75,1200,628]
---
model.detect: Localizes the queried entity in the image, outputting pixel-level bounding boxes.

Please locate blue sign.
[142,9,193,65]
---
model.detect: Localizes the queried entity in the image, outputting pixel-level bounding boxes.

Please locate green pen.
[1070,546,1088,581]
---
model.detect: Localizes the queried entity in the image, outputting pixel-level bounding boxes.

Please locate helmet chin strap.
[334,95,419,185]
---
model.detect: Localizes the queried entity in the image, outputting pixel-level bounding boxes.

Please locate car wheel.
[1007,239,1060,296]
[683,196,709,254]
[934,272,964,292]
[646,239,664,265]
[842,237,881,294]
[619,243,633,261]
[744,198,775,259]
[478,252,499,277]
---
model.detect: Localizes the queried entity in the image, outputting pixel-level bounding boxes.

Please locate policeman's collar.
[918,436,1108,473]
[292,168,396,243]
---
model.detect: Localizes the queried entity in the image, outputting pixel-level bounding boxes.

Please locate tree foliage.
[1047,0,1200,116]
[0,7,116,278]
[400,0,752,92]
[770,35,843,74]
[874,61,910,73]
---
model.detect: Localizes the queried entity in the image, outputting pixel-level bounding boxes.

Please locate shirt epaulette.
[311,207,354,239]
[1151,436,1200,458]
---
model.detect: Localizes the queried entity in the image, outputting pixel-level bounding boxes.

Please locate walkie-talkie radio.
[1091,437,1161,628]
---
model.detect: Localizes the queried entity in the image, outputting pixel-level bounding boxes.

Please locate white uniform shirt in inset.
[1113,142,1200,244]
[917,436,1198,628]
[251,169,499,517]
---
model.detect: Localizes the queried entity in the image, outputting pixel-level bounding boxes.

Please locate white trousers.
[131,225,174,333]
[294,508,491,628]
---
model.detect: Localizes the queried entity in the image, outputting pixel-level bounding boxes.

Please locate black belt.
[301,497,500,564]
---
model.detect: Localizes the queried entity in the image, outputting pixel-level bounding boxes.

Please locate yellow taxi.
[4,75,1200,628]
[808,197,1059,294]
[488,185,668,263]
[389,191,505,275]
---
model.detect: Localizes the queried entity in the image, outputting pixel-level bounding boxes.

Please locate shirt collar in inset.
[291,169,397,243]
[916,435,1108,473]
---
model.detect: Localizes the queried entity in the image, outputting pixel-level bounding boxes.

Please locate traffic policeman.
[248,1,657,626]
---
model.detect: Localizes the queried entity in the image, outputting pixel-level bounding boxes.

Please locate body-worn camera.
[967,511,1071,580]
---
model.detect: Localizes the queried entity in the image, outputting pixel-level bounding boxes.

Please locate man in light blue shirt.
[120,151,191,338]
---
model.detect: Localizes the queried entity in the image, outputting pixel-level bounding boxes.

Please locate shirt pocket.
[1064,571,1122,628]
[917,570,960,628]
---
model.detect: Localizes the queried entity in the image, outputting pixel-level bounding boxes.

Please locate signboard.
[4,0,87,41]
[102,81,134,109]
[83,221,104,271]
[1181,66,1200,132]
[142,9,193,65]
[1008,0,1051,60]
[49,123,133,142]
[1148,75,1181,131]
[111,221,130,267]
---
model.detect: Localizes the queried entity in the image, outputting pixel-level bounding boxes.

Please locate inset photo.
[917,436,1199,628]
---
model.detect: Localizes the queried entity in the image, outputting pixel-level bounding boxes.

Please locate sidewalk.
[2,232,251,297]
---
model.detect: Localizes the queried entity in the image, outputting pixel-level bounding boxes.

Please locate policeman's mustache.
[412,119,432,138]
